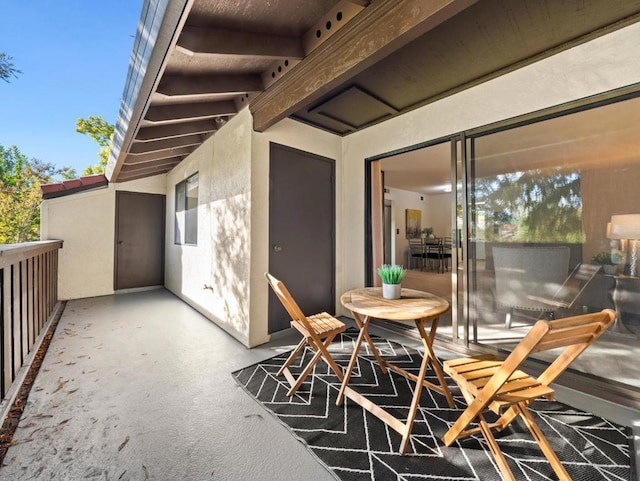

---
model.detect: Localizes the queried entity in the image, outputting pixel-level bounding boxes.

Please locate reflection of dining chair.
[441,236,453,272]
[408,238,426,270]
[442,309,615,481]
[425,237,443,272]
[493,246,570,328]
[265,273,346,396]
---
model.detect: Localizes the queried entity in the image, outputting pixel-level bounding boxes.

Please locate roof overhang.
[107,0,640,183]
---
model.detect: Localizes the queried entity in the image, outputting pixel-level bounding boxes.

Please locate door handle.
[118,241,124,245]
[273,245,282,252]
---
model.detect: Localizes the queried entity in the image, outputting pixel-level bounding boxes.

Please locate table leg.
[415,318,455,408]
[337,314,369,406]
[352,312,388,374]
[399,339,433,454]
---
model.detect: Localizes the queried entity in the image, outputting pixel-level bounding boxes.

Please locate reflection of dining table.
[338,287,453,454]
[424,238,452,273]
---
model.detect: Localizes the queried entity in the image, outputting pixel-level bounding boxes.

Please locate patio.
[0,289,638,480]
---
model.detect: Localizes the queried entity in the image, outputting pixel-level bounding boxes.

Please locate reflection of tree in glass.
[474,168,585,243]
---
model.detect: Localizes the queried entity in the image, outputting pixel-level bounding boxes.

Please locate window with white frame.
[175,172,198,245]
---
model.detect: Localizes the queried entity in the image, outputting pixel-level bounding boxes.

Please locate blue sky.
[0,1,141,175]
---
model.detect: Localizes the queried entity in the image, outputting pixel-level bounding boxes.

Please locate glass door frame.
[365,135,466,343]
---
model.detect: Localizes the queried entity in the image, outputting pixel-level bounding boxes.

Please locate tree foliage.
[0,52,21,83]
[0,145,58,243]
[76,116,114,175]
[474,168,585,243]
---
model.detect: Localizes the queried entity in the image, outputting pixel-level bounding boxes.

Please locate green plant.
[422,226,434,237]
[377,264,406,284]
[591,251,614,265]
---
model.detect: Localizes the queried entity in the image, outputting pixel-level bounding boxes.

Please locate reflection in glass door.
[464,95,640,393]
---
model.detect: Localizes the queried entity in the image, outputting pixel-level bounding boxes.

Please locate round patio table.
[338,287,453,455]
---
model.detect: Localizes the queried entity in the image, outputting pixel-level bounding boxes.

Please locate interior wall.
[339,21,640,316]
[425,193,453,240]
[41,175,167,300]
[384,188,453,267]
[384,187,427,266]
[581,163,640,262]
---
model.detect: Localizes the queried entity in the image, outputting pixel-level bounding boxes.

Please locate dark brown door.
[115,191,165,290]
[268,143,335,333]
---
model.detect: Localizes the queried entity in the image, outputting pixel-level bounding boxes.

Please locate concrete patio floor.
[0,289,638,480]
[0,289,336,481]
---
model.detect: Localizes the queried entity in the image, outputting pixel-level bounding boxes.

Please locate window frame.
[174,172,199,246]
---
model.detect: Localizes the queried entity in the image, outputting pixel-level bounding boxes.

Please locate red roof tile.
[41,174,109,199]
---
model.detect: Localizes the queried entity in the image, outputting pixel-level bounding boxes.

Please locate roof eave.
[107,0,192,183]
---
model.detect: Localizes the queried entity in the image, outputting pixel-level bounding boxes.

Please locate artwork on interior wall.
[406,209,421,238]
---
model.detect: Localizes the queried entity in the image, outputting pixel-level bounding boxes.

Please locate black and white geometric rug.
[232,329,633,481]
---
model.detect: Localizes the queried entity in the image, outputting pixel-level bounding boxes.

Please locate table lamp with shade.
[608,214,640,276]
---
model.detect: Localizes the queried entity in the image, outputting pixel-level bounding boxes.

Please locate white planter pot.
[603,264,617,275]
[382,283,402,300]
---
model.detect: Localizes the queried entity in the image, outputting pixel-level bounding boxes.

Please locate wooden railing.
[0,240,63,396]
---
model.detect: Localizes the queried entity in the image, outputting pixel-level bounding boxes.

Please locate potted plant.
[592,251,618,275]
[422,227,434,239]
[377,264,406,299]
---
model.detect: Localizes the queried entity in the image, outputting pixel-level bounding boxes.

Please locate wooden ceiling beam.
[145,100,237,123]
[116,167,174,183]
[125,146,196,164]
[129,134,206,154]
[136,119,217,142]
[177,26,304,59]
[122,157,183,172]
[157,74,263,97]
[250,0,477,132]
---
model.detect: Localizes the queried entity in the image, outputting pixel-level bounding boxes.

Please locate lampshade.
[608,214,640,240]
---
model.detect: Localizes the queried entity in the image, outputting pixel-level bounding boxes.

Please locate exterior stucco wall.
[338,21,640,315]
[165,109,253,345]
[41,174,167,300]
[164,109,341,347]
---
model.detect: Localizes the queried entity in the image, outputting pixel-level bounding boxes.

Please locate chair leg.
[277,337,307,377]
[318,333,344,381]
[478,413,517,481]
[516,404,572,480]
[286,345,325,396]
[276,337,307,376]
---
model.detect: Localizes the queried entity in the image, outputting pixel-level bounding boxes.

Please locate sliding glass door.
[369,92,640,397]
[465,95,640,391]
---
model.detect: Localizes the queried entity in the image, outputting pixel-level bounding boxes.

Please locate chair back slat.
[532,310,614,353]
[265,273,306,322]
[265,272,317,337]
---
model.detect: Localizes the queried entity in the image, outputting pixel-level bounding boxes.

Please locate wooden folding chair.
[442,309,616,481]
[265,273,346,396]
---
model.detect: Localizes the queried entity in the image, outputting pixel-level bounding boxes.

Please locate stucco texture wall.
[165,109,341,347]
[41,187,115,300]
[41,175,167,300]
[165,109,253,344]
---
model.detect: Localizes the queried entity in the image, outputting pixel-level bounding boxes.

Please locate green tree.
[0,52,21,82]
[0,145,57,243]
[58,166,78,180]
[76,116,114,175]
[475,168,585,243]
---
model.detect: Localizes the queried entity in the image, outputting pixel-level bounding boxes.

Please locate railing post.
[2,266,12,395]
